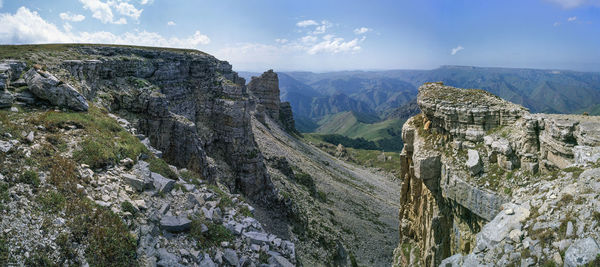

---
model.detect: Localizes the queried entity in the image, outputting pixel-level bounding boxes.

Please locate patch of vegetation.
[24,250,57,267]
[292,167,318,197]
[0,183,9,211]
[34,105,147,169]
[0,236,8,264]
[19,170,40,187]
[318,134,379,150]
[37,190,66,213]
[121,201,137,215]
[180,170,202,185]
[563,166,584,179]
[189,218,234,246]
[41,155,138,266]
[238,205,253,217]
[147,156,177,180]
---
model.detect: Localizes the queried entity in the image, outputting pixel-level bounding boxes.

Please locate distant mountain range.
[239,66,600,151]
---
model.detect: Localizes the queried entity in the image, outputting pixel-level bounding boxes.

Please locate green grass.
[189,218,234,246]
[19,170,40,188]
[180,170,203,185]
[37,190,66,213]
[34,105,147,169]
[121,201,137,215]
[147,156,177,180]
[313,111,406,151]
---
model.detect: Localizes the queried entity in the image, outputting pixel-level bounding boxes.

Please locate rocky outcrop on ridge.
[394,82,600,266]
[0,45,301,266]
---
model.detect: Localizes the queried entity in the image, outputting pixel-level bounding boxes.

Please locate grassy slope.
[315,111,405,141]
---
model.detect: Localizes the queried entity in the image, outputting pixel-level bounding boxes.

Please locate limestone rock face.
[395,82,600,267]
[279,101,297,133]
[24,68,88,111]
[247,70,280,121]
[59,46,273,199]
[417,82,527,142]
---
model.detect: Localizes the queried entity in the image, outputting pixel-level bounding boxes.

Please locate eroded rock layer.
[394,82,600,266]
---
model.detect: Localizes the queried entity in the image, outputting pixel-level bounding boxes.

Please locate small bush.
[239,205,253,217]
[0,236,8,264]
[190,218,234,246]
[180,170,202,185]
[121,201,137,215]
[24,251,57,267]
[38,190,66,213]
[148,157,177,180]
[19,170,40,187]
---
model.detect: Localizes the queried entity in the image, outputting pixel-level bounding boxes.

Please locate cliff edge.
[394,82,600,266]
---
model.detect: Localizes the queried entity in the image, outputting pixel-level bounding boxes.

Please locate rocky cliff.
[0,44,301,266]
[394,82,600,266]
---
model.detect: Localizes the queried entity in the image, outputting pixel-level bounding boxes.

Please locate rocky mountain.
[393,82,600,266]
[0,44,402,267]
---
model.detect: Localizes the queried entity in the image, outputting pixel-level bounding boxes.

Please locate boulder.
[466,149,482,175]
[268,255,294,267]
[222,248,239,266]
[160,215,192,233]
[243,231,270,245]
[24,68,88,111]
[0,140,13,153]
[564,237,600,267]
[199,254,216,267]
[0,90,13,108]
[152,172,175,194]
[122,173,150,192]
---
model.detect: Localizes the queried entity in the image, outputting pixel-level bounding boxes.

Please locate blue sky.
[0,0,599,72]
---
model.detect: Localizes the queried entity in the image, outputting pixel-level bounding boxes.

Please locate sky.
[0,0,599,72]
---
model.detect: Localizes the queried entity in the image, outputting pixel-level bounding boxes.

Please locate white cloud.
[567,16,577,21]
[546,0,600,8]
[114,2,143,20]
[167,21,176,26]
[60,12,86,22]
[554,21,561,26]
[451,45,464,55]
[275,38,288,44]
[80,0,115,24]
[140,0,153,4]
[307,37,361,55]
[353,27,371,35]
[79,0,144,24]
[0,7,209,48]
[300,35,317,44]
[296,20,318,27]
[63,22,73,32]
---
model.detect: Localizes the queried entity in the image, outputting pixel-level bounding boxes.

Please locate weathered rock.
[466,149,482,175]
[152,172,175,194]
[24,68,88,111]
[564,238,600,267]
[0,90,13,108]
[123,173,149,192]
[160,215,192,233]
[268,254,294,267]
[243,231,270,245]
[199,254,217,267]
[222,248,239,266]
[248,70,280,121]
[0,140,13,153]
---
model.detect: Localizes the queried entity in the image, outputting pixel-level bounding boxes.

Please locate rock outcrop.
[248,70,281,121]
[24,68,89,111]
[56,46,273,199]
[394,82,600,267]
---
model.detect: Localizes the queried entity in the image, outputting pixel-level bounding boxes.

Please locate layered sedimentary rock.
[394,82,600,266]
[247,69,280,121]
[57,46,272,199]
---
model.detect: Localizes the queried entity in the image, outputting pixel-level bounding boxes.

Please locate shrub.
[0,236,8,264]
[148,157,177,180]
[180,170,202,185]
[121,201,137,215]
[38,190,66,213]
[19,170,40,187]
[190,218,234,246]
[239,205,253,218]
